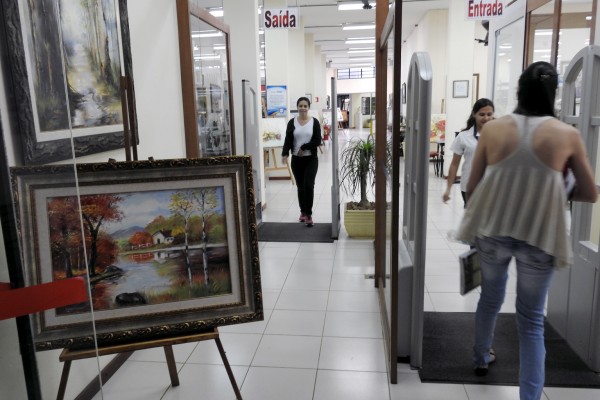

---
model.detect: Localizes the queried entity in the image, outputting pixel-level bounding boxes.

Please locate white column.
[223,0,261,156]
[444,2,476,175]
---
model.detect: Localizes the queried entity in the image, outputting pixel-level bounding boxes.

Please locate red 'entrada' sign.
[264,8,298,29]
[466,0,505,20]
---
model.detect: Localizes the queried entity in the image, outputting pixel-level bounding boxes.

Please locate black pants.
[291,155,318,216]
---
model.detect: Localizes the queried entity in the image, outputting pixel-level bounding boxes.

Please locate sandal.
[474,349,496,377]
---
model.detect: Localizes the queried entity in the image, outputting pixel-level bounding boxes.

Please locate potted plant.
[339,134,391,238]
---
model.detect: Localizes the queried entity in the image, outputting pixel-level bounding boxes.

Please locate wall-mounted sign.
[466,0,505,20]
[264,8,299,29]
[266,85,287,116]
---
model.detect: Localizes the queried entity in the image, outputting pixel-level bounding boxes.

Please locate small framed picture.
[453,80,469,98]
[401,83,407,104]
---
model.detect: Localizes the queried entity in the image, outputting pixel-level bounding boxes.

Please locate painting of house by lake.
[47,186,233,315]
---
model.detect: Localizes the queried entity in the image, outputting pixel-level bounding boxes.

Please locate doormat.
[258,222,334,243]
[419,312,600,388]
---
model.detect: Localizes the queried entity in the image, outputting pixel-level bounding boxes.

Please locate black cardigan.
[281,117,322,158]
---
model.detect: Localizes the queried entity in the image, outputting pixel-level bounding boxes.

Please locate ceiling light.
[194,55,220,60]
[349,57,374,61]
[346,39,375,44]
[534,30,552,36]
[338,2,374,11]
[586,15,592,21]
[342,25,375,31]
[348,49,374,53]
[192,31,223,38]
[209,9,223,17]
[214,45,225,50]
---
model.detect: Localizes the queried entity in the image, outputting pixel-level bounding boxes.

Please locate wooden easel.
[56,327,242,400]
[264,147,295,185]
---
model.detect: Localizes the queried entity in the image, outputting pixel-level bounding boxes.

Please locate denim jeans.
[291,155,318,216]
[474,236,555,400]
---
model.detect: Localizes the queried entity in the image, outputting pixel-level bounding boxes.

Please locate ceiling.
[200,0,450,69]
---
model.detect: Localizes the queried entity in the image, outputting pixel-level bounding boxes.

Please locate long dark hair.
[462,98,494,131]
[514,61,558,117]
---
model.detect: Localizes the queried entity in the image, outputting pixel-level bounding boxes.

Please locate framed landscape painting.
[1,0,135,165]
[11,156,262,350]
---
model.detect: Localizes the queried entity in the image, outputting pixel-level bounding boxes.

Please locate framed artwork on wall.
[11,157,262,350]
[452,80,470,98]
[1,0,136,165]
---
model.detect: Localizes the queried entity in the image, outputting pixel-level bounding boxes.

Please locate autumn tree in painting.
[128,231,153,248]
[79,194,124,277]
[48,196,83,279]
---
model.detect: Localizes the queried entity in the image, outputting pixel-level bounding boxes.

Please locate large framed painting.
[11,156,262,350]
[1,0,135,165]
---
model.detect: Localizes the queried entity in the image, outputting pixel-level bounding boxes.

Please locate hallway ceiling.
[201,0,449,69]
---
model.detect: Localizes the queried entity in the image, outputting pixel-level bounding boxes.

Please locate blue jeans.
[474,236,555,400]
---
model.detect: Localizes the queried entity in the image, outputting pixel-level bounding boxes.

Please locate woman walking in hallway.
[456,62,597,400]
[443,98,495,206]
[282,97,322,227]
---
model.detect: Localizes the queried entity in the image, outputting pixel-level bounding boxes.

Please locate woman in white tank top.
[457,62,597,400]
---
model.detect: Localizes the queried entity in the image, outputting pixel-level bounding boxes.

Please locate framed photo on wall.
[11,157,262,350]
[453,80,470,98]
[1,0,135,165]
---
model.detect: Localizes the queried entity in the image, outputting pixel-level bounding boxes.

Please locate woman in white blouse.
[282,97,322,227]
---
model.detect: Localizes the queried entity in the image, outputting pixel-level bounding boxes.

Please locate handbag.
[459,248,481,295]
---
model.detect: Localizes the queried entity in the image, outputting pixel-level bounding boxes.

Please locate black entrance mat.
[258,222,334,243]
[419,312,600,388]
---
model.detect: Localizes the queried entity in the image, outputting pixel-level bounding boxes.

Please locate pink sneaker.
[299,213,307,222]
[305,216,314,227]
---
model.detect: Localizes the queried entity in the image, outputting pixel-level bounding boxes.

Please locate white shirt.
[449,126,479,192]
[292,117,314,156]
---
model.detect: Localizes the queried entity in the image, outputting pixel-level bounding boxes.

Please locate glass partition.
[492,18,525,117]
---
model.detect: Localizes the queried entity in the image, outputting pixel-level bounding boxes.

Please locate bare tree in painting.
[169,191,196,284]
[191,188,219,285]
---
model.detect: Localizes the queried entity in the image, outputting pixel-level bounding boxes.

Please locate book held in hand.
[459,248,481,295]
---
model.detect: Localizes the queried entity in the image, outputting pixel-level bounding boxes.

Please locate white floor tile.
[463,384,523,400]
[319,336,386,372]
[323,311,383,338]
[327,291,379,313]
[314,370,389,400]
[186,333,262,366]
[241,367,316,400]
[389,372,469,400]
[92,361,172,400]
[330,273,378,291]
[275,289,329,311]
[265,309,326,336]
[252,334,322,369]
[161,364,248,400]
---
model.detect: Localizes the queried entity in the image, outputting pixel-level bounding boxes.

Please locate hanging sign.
[466,0,505,20]
[263,8,299,29]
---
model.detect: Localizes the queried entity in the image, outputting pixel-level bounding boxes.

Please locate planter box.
[343,204,390,239]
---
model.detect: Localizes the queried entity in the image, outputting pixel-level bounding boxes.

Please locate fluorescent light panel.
[192,31,222,38]
[342,25,375,31]
[346,39,375,44]
[209,9,223,17]
[348,49,374,53]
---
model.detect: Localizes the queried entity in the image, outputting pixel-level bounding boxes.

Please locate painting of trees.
[25,0,122,132]
[169,191,197,284]
[48,196,84,279]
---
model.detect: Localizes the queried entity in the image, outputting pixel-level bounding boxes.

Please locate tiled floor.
[89,128,600,399]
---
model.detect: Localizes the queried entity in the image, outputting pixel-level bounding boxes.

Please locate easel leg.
[163,345,180,387]
[215,337,242,400]
[56,360,72,400]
